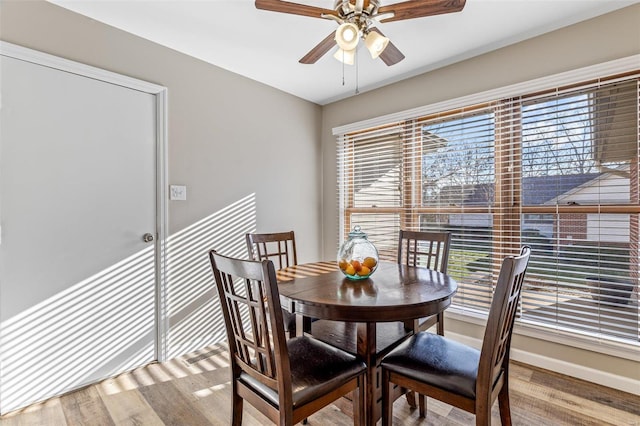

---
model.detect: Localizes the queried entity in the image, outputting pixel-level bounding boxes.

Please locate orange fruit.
[344,264,356,275]
[351,260,362,271]
[338,259,348,270]
[357,266,371,276]
[363,257,377,269]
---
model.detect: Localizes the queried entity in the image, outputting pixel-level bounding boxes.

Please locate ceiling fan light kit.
[335,22,389,63]
[335,22,360,50]
[333,47,356,65]
[255,0,466,66]
[364,30,389,59]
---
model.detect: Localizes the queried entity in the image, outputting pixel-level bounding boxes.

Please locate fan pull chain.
[341,50,345,86]
[355,47,360,95]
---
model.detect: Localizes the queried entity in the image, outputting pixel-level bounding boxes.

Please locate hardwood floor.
[1,343,638,425]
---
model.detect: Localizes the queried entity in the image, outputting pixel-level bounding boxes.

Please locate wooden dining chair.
[246,231,297,269]
[246,231,298,337]
[209,250,366,426]
[397,230,452,412]
[381,246,531,425]
[397,230,452,335]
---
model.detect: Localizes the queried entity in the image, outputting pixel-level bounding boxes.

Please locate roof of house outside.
[522,173,601,205]
[435,173,603,206]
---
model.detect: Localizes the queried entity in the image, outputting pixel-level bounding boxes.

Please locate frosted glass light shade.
[333,48,355,65]
[335,22,359,51]
[364,31,389,59]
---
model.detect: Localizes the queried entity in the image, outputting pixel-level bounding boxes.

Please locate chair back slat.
[246,231,297,270]
[397,230,451,273]
[478,246,531,392]
[209,250,290,391]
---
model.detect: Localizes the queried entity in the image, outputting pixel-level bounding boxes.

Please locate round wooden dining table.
[276,261,458,426]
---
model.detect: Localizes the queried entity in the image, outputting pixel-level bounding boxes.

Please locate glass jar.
[337,225,379,280]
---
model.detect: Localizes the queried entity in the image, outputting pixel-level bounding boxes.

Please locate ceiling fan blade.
[255,0,337,19]
[379,42,405,66]
[370,27,405,66]
[378,0,466,23]
[299,31,337,64]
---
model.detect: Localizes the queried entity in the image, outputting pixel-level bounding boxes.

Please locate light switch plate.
[170,185,187,201]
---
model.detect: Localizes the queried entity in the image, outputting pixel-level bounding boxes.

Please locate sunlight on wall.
[0,194,257,414]
[165,193,257,358]
[0,247,156,413]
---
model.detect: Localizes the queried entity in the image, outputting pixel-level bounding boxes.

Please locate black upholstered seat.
[381,332,479,399]
[240,336,367,408]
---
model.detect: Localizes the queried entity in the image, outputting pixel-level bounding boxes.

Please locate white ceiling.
[48,0,638,105]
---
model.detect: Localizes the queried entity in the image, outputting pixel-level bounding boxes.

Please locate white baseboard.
[447,331,640,396]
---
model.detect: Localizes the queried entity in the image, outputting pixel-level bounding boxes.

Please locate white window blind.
[518,79,639,343]
[336,72,640,348]
[338,126,404,260]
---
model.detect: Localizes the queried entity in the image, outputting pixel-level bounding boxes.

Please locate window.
[519,80,638,342]
[336,70,640,349]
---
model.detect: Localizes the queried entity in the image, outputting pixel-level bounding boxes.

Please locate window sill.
[446,307,640,362]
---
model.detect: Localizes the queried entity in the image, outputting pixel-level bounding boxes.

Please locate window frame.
[334,56,640,361]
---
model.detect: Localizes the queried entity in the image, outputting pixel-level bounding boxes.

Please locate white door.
[0,44,165,413]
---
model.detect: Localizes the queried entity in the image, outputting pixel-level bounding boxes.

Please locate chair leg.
[231,391,243,426]
[353,375,365,426]
[436,313,445,336]
[381,369,393,426]
[498,384,513,426]
[405,390,417,408]
[475,408,491,426]
[418,393,426,418]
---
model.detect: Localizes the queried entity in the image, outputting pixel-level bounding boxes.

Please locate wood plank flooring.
[1,343,638,425]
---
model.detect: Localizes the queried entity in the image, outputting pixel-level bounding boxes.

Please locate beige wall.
[0,0,322,359]
[321,4,640,391]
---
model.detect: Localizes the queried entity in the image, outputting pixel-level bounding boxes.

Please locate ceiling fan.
[255,0,466,66]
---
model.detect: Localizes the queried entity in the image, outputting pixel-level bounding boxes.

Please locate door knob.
[142,233,154,243]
